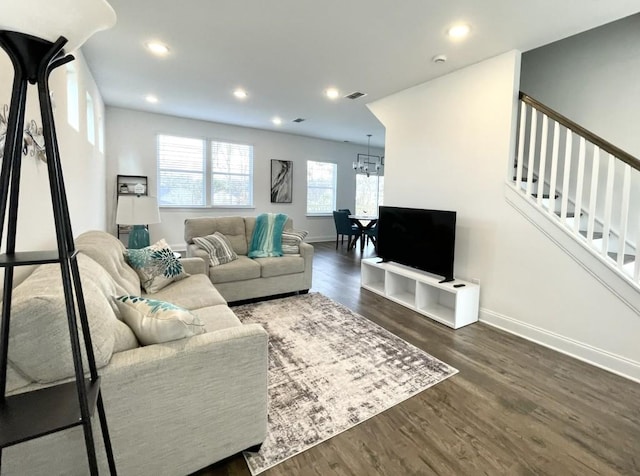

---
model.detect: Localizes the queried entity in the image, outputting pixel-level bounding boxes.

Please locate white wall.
[0,49,107,282]
[105,107,383,249]
[521,13,640,158]
[520,13,640,254]
[369,50,640,381]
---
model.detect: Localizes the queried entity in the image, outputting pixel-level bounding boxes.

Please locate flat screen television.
[377,206,456,282]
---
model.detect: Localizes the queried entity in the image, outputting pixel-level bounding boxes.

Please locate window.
[157,134,253,208]
[307,160,337,215]
[211,141,253,207]
[86,93,95,145]
[97,113,105,153]
[66,64,79,131]
[355,174,384,215]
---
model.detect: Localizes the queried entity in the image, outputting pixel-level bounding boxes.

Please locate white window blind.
[307,160,337,215]
[158,135,206,207]
[211,141,253,207]
[157,135,253,207]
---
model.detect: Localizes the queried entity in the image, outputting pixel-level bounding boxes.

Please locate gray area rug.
[233,292,458,475]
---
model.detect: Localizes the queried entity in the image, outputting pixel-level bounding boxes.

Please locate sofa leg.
[246,443,263,453]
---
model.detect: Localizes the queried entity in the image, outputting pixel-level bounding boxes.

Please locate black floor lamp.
[0,1,118,474]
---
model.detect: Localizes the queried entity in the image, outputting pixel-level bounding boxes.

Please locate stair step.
[532,193,559,199]
[513,176,538,183]
[579,230,604,240]
[556,210,580,218]
[607,251,636,265]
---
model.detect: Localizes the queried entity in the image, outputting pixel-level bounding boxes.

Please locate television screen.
[377,206,456,282]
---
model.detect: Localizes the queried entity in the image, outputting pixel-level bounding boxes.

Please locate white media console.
[360,258,480,329]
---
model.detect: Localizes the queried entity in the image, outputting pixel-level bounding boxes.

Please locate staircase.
[507,92,640,306]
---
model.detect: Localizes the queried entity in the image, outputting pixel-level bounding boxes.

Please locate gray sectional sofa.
[185,216,314,302]
[3,230,268,475]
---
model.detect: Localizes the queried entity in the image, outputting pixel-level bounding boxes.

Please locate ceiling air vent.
[292,118,306,123]
[345,91,367,100]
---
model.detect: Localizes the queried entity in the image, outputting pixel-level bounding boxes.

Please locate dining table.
[348,215,378,251]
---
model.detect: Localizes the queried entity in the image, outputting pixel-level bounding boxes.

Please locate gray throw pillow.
[193,232,238,266]
[282,229,308,254]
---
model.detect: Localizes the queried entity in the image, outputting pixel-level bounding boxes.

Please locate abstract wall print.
[271,159,293,203]
[0,104,46,163]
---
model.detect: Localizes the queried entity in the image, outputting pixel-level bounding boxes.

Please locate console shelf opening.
[361,258,479,329]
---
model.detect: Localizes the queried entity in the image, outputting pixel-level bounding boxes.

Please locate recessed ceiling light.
[145,94,158,104]
[272,117,282,125]
[325,88,340,100]
[146,41,170,56]
[233,89,248,99]
[447,23,471,39]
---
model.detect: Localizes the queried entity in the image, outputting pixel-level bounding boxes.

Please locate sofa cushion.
[76,230,141,295]
[114,296,206,346]
[193,232,238,266]
[191,304,242,332]
[255,256,305,278]
[144,274,227,310]
[125,239,188,293]
[209,256,261,284]
[185,216,248,255]
[8,254,126,383]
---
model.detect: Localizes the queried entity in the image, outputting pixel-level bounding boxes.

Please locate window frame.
[306,160,338,216]
[156,134,254,209]
[355,173,384,216]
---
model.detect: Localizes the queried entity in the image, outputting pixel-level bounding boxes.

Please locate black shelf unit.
[116,174,148,242]
[0,32,116,474]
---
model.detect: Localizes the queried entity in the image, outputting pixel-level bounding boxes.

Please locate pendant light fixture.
[353,134,383,177]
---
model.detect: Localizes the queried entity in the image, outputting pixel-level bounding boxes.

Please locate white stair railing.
[512,92,640,285]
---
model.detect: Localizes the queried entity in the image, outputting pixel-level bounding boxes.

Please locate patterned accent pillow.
[282,229,309,254]
[193,232,238,267]
[114,295,206,346]
[124,239,188,293]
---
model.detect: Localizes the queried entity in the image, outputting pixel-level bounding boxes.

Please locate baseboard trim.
[480,308,640,384]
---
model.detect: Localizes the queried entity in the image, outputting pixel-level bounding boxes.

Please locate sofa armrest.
[179,256,207,275]
[99,324,268,473]
[299,242,314,259]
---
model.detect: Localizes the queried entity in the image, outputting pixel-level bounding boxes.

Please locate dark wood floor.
[198,241,640,476]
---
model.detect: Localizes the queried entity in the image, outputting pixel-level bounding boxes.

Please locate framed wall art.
[271,159,293,203]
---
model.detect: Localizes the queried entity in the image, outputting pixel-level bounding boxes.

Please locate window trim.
[306,159,338,216]
[157,133,254,209]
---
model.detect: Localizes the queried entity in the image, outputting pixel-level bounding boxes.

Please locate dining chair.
[338,208,352,214]
[364,223,378,250]
[332,211,359,249]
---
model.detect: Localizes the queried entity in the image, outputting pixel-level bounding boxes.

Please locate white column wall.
[0,49,107,282]
[105,107,383,249]
[368,50,640,381]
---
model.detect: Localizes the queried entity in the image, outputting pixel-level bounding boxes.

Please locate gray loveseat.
[3,230,268,475]
[184,216,314,302]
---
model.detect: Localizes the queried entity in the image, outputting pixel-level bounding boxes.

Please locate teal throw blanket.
[248,213,288,258]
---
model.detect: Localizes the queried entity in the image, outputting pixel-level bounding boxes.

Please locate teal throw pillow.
[114,295,206,345]
[124,239,188,293]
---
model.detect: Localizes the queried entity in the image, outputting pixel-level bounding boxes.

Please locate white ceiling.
[82,1,640,149]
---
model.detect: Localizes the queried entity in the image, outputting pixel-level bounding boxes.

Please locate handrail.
[519,91,640,172]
